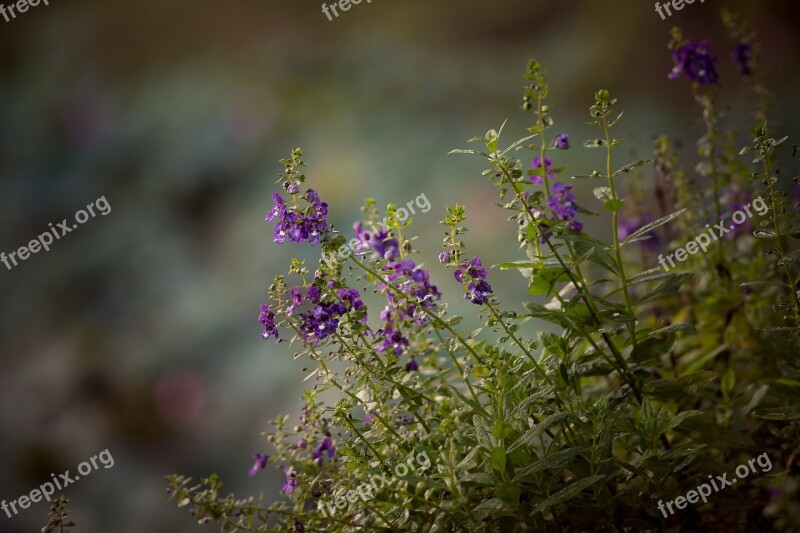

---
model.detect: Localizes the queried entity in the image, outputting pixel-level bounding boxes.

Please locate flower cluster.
[265,189,329,245]
[377,259,441,367]
[297,286,364,343]
[547,182,582,231]
[354,222,400,260]
[668,40,719,84]
[258,304,279,340]
[454,257,493,305]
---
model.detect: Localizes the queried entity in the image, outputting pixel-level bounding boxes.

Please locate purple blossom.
[405,357,419,372]
[298,439,307,449]
[354,223,400,260]
[378,325,410,355]
[732,43,753,76]
[258,304,279,340]
[668,40,719,84]
[281,467,298,494]
[311,436,335,461]
[296,287,365,343]
[248,452,269,476]
[547,182,582,231]
[364,411,379,424]
[295,520,305,532]
[455,257,493,305]
[554,133,570,149]
[531,156,556,185]
[438,251,451,264]
[265,189,329,245]
[376,259,441,359]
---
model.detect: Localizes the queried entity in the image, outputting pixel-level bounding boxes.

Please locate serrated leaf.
[490,446,507,472]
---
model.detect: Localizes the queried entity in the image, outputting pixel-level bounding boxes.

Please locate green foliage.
[166,12,800,532]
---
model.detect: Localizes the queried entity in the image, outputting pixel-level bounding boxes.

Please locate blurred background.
[0,0,798,531]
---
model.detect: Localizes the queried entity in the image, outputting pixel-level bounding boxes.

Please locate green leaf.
[635,273,692,306]
[495,482,522,503]
[593,187,612,202]
[527,267,568,296]
[490,446,507,472]
[473,498,510,519]
[721,368,735,401]
[508,412,572,451]
[512,447,589,483]
[622,209,687,246]
[645,323,697,337]
[492,421,513,440]
[583,139,606,148]
[531,475,605,513]
[448,148,486,156]
[604,198,624,212]
[644,371,716,399]
[613,159,654,176]
[753,406,800,420]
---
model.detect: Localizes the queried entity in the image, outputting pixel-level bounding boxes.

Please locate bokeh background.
[0,0,798,531]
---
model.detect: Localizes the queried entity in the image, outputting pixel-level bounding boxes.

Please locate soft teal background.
[0,1,798,531]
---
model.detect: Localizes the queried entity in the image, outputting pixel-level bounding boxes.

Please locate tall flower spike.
[258,304,279,340]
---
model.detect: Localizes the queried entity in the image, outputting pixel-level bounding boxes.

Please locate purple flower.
[298,439,307,449]
[531,156,556,185]
[297,287,365,343]
[281,467,298,494]
[405,358,419,372]
[554,134,570,149]
[354,223,400,260]
[668,40,719,84]
[547,182,582,231]
[364,411,379,424]
[465,280,493,305]
[311,436,335,461]
[294,520,305,532]
[378,326,410,355]
[265,189,329,245]
[248,453,269,476]
[258,304,279,340]
[438,251,451,264]
[732,43,753,76]
[454,257,493,305]
[376,259,441,358]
